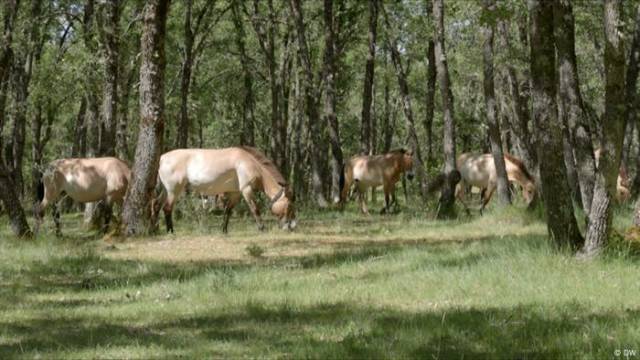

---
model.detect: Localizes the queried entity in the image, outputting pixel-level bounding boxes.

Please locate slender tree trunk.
[0,0,32,237]
[554,0,596,213]
[360,0,378,155]
[122,0,171,235]
[175,0,193,149]
[117,60,135,159]
[498,21,536,173]
[289,0,328,207]
[482,0,510,205]
[624,4,640,199]
[291,54,305,200]
[529,0,583,249]
[424,4,436,169]
[98,0,119,156]
[232,1,255,146]
[585,0,626,255]
[322,0,344,203]
[382,49,394,153]
[388,37,428,199]
[433,0,457,218]
[71,98,87,157]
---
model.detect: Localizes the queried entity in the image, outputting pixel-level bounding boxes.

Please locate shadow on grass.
[0,300,633,358]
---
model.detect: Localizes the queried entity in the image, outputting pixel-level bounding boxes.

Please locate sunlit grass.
[1,199,639,358]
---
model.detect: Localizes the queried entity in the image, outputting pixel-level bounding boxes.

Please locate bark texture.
[122,0,171,235]
[554,0,596,213]
[583,0,626,256]
[529,0,583,248]
[482,0,510,205]
[0,0,32,237]
[98,0,119,156]
[433,0,457,218]
[360,0,378,155]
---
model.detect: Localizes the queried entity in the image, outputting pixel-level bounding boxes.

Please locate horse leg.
[480,185,496,215]
[163,192,176,234]
[242,187,265,231]
[381,184,393,215]
[455,182,471,215]
[102,202,113,234]
[357,184,370,215]
[53,202,62,237]
[221,193,241,234]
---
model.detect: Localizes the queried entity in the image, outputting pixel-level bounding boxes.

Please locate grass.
[1,199,640,359]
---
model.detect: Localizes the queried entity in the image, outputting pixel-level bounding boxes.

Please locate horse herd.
[33,146,631,236]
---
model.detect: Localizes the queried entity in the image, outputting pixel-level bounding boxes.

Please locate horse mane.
[504,153,534,182]
[388,148,407,155]
[239,146,287,185]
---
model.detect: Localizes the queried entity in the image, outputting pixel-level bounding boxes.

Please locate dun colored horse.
[34,157,131,236]
[157,146,296,233]
[339,149,415,214]
[456,153,536,213]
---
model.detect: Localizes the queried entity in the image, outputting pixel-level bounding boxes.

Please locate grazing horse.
[157,146,296,234]
[339,149,415,214]
[456,153,536,213]
[34,157,131,236]
[594,148,631,203]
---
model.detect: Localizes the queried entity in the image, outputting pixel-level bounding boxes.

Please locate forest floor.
[1,199,640,359]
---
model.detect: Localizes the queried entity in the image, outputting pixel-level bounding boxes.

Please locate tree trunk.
[381,49,394,153]
[98,0,119,156]
[0,0,32,238]
[498,21,537,173]
[175,0,194,149]
[529,0,583,249]
[232,1,255,146]
[360,0,378,155]
[424,2,436,169]
[585,0,626,255]
[117,58,136,159]
[433,0,457,219]
[388,37,428,199]
[625,4,640,199]
[482,0,510,205]
[554,0,596,213]
[122,0,171,235]
[289,0,328,207]
[322,0,344,203]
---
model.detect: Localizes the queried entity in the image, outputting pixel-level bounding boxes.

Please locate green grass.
[1,201,640,359]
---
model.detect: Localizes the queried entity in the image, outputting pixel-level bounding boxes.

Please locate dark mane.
[239,146,287,185]
[388,148,407,155]
[504,153,533,182]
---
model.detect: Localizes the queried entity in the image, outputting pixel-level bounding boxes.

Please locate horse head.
[401,149,415,181]
[271,183,297,230]
[523,182,537,206]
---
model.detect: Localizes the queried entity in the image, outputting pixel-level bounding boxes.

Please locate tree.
[424,0,436,169]
[289,0,328,207]
[554,0,597,213]
[529,0,583,249]
[433,0,457,219]
[482,0,510,205]
[231,0,255,146]
[384,7,428,200]
[175,0,214,149]
[0,0,32,237]
[98,0,120,156]
[322,0,344,203]
[582,0,626,256]
[122,0,171,235]
[360,0,377,155]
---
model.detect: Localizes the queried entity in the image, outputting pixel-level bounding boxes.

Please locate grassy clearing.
[1,201,640,359]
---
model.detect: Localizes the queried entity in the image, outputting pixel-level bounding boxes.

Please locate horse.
[594,148,631,203]
[34,157,131,236]
[156,146,296,234]
[339,149,415,214]
[456,153,536,213]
